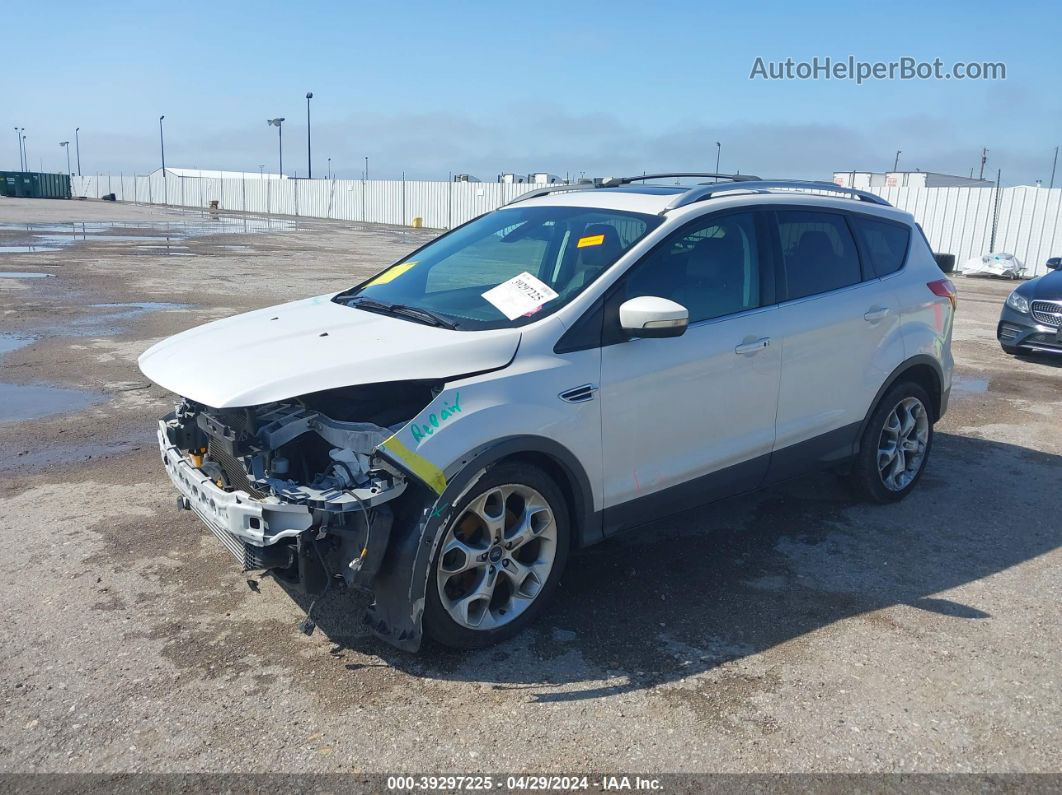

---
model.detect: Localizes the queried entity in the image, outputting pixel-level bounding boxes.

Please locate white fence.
[71,174,1062,277]
[71,173,547,232]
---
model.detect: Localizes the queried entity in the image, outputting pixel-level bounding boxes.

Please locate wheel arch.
[460,436,600,550]
[858,355,945,450]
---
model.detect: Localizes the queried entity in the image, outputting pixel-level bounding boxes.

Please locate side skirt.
[597,422,862,539]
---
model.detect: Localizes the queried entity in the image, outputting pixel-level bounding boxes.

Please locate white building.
[833,170,993,189]
[150,167,288,180]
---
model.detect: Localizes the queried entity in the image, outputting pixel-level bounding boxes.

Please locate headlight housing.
[1006,291,1030,313]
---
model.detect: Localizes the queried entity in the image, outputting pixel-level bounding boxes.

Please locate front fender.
[364,432,597,651]
[366,375,600,651]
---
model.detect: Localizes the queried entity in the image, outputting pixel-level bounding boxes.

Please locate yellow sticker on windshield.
[365,261,416,287]
[577,234,605,248]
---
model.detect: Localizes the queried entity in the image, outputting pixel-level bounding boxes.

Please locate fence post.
[242,175,246,212]
[989,169,1002,252]
[401,172,406,226]
[448,178,452,229]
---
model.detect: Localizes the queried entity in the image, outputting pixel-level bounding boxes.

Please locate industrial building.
[833,170,994,188]
[149,167,287,180]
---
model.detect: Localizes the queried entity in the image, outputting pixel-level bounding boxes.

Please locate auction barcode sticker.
[481,272,559,320]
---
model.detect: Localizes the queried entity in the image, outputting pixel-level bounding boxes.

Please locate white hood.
[138,294,520,408]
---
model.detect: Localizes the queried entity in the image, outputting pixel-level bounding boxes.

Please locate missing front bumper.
[158,421,314,549]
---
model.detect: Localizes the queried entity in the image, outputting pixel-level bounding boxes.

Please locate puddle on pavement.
[0,271,52,278]
[0,216,299,256]
[952,375,990,398]
[1,333,104,423]
[55,301,192,337]
[0,383,105,424]
[0,334,33,356]
[0,433,153,472]
[0,303,187,423]
[0,245,61,254]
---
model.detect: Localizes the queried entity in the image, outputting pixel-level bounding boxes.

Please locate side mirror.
[618,296,688,339]
[1046,257,1062,271]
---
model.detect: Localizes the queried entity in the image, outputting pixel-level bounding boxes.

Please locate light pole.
[327,157,331,179]
[364,155,368,180]
[305,92,313,179]
[159,115,166,176]
[893,149,902,171]
[13,127,23,170]
[1050,146,1059,190]
[75,127,81,175]
[60,141,70,175]
[22,135,28,173]
[979,147,988,180]
[714,141,721,181]
[267,118,285,176]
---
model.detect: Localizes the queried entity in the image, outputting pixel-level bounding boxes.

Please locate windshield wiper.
[346,297,458,330]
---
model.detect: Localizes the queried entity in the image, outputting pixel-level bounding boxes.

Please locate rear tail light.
[927,279,957,310]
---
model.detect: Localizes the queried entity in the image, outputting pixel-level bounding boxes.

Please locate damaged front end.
[157,381,441,635]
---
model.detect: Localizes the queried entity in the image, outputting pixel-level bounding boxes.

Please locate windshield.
[334,206,662,330]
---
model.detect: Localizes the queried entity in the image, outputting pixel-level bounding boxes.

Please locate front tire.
[850,382,934,503]
[424,462,570,649]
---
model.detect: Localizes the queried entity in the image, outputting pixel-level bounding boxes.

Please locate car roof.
[510,185,915,225]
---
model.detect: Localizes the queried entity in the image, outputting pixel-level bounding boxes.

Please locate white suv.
[139,174,956,651]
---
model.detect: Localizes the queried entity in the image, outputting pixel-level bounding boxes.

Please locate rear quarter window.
[851,216,911,277]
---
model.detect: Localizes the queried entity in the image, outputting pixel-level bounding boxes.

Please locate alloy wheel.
[436,484,558,630]
[877,396,930,492]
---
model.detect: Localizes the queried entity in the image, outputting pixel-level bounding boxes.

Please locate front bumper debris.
[158,421,314,556]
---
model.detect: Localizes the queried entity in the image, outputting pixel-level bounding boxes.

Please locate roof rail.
[502,182,598,207]
[501,176,893,211]
[600,172,761,187]
[664,180,891,211]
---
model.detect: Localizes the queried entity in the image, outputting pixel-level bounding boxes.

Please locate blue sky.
[4,0,1060,184]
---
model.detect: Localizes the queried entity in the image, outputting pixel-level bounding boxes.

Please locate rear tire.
[424,462,570,649]
[850,382,934,503]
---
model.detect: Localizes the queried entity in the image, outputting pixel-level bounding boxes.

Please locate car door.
[765,207,903,481]
[598,209,782,533]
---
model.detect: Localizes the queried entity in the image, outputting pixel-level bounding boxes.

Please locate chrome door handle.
[864,306,890,322]
[734,337,771,355]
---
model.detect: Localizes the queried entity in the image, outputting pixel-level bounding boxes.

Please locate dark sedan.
[998,257,1062,355]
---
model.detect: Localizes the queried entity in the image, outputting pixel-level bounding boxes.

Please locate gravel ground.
[0,198,1058,775]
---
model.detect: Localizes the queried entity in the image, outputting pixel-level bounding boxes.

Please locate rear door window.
[850,215,911,277]
[776,210,863,299]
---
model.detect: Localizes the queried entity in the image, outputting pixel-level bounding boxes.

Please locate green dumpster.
[0,171,71,199]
